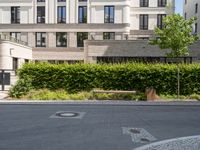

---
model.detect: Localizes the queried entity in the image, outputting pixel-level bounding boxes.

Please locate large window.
[78,6,87,23]
[103,32,115,40]
[157,14,166,29]
[56,32,67,47]
[104,6,114,23]
[77,32,88,47]
[37,6,45,23]
[11,7,20,24]
[36,32,46,47]
[195,23,198,34]
[57,6,66,23]
[195,3,198,13]
[140,0,149,7]
[158,0,167,7]
[140,14,148,30]
[10,32,21,40]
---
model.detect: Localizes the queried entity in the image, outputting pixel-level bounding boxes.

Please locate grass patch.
[16,89,200,101]
[20,89,145,101]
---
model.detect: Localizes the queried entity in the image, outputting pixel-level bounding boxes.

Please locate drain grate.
[50,111,86,119]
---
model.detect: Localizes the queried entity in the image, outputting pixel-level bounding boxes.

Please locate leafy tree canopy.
[149,14,200,57]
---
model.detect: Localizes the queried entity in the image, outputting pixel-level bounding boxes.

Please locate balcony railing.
[0,34,28,46]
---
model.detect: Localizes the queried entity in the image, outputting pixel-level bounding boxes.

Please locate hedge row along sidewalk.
[9,63,200,98]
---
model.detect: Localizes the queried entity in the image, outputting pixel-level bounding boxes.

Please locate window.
[140,0,149,7]
[58,0,66,2]
[158,0,167,7]
[78,6,87,23]
[104,6,114,23]
[195,3,198,13]
[56,32,67,47]
[184,12,187,19]
[13,58,18,71]
[195,23,198,34]
[37,0,45,2]
[77,32,88,47]
[140,14,148,30]
[79,0,87,2]
[103,32,115,40]
[157,14,166,29]
[10,32,21,40]
[36,32,46,47]
[57,6,66,23]
[11,7,20,24]
[185,0,187,4]
[37,6,45,23]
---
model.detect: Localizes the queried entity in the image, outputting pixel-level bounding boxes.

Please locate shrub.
[12,62,200,97]
[189,94,200,100]
[9,78,33,98]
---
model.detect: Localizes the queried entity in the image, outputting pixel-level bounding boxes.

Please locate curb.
[0,100,200,106]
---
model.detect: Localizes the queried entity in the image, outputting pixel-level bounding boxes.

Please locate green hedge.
[13,63,200,95]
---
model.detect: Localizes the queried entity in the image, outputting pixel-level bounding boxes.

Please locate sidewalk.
[0,91,8,100]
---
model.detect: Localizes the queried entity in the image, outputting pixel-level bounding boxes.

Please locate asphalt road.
[0,103,200,150]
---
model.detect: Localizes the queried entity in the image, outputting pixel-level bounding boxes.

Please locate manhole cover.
[56,112,79,118]
[50,111,86,119]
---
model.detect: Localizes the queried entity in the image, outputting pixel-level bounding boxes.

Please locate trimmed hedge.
[14,63,200,95]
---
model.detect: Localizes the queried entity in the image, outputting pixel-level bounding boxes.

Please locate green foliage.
[189,94,200,100]
[150,14,200,57]
[20,89,143,100]
[9,78,33,98]
[11,63,200,98]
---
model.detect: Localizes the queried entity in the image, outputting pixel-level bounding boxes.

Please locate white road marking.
[122,127,157,143]
[134,135,200,150]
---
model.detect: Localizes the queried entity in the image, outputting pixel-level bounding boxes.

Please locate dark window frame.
[158,0,167,7]
[104,6,115,23]
[57,6,66,23]
[157,14,166,29]
[140,0,149,7]
[11,6,20,24]
[140,14,149,30]
[78,6,87,23]
[37,6,45,24]
[56,32,67,47]
[77,32,88,47]
[36,32,46,47]
[103,32,115,40]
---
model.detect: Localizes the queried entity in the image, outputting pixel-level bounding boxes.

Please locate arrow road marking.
[122,127,157,143]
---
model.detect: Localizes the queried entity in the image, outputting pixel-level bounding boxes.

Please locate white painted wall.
[184,0,200,33]
[0,40,32,69]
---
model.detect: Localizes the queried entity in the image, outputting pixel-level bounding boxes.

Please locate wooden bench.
[92,89,137,99]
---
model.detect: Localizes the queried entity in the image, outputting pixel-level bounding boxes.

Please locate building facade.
[184,0,200,34]
[0,0,175,64]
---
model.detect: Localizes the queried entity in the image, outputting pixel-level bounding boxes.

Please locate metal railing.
[0,34,28,46]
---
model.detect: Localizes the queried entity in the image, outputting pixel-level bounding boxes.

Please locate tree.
[149,14,199,57]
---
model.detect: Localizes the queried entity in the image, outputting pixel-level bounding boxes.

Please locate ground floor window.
[77,32,88,47]
[97,57,193,64]
[103,32,115,40]
[13,58,18,70]
[56,32,67,47]
[35,60,83,64]
[10,32,21,40]
[36,32,46,47]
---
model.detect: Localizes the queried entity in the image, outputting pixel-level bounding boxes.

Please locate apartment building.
[184,0,200,34]
[0,0,175,65]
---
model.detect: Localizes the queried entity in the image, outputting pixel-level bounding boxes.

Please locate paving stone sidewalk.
[0,92,8,100]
